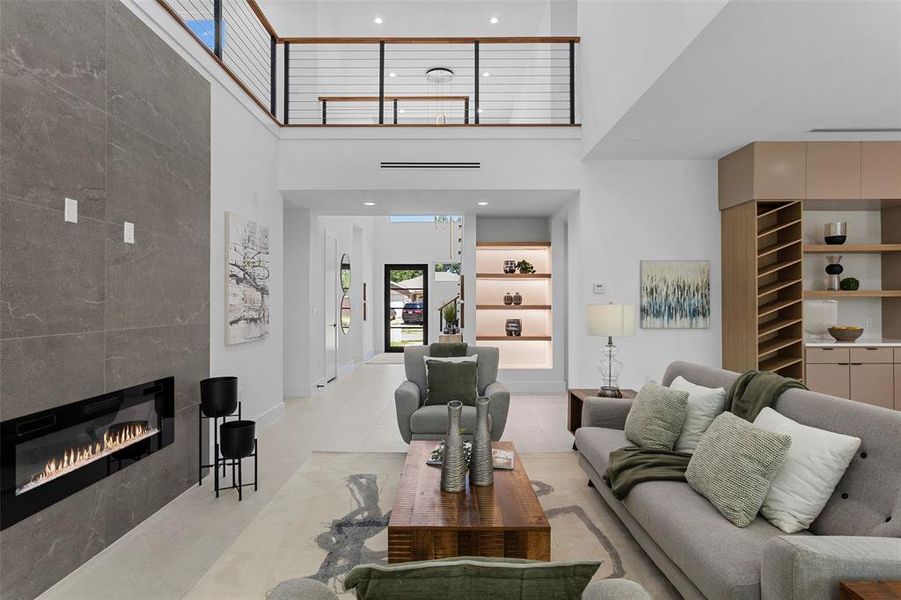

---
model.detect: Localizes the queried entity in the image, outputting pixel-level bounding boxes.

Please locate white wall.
[476,217,550,242]
[127,0,285,426]
[570,160,721,389]
[284,207,311,396]
[577,0,726,158]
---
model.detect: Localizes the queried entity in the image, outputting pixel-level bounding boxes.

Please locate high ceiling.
[588,0,901,160]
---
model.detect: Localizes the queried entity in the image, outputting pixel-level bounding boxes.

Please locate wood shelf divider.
[758,336,802,357]
[476,335,553,341]
[803,290,901,299]
[803,243,901,253]
[757,219,802,238]
[758,297,802,318]
[758,279,802,297]
[757,258,803,278]
[758,239,802,258]
[758,317,803,337]
[759,355,803,373]
[476,273,552,279]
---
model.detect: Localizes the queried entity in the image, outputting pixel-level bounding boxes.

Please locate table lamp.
[586,303,636,398]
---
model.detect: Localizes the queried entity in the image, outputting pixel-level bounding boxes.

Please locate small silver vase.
[470,397,493,487]
[440,401,467,493]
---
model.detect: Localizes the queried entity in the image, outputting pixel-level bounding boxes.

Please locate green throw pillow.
[429,342,468,357]
[623,383,689,450]
[686,411,792,527]
[344,557,601,600]
[424,360,478,406]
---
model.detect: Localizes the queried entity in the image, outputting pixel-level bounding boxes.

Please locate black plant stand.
[198,376,241,486]
[215,420,258,500]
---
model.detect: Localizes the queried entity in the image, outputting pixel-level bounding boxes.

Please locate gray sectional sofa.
[576,361,901,600]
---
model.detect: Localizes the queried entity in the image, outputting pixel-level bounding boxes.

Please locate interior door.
[325,234,338,382]
[384,264,429,353]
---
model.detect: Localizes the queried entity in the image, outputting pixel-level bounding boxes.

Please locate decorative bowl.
[828,326,864,342]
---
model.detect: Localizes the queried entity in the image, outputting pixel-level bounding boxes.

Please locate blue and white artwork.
[640,260,710,329]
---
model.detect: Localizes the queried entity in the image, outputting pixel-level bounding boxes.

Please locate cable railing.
[157,0,580,127]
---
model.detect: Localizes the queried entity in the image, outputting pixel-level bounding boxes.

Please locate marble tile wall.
[0,1,211,598]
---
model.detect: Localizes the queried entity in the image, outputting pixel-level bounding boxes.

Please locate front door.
[385,264,429,353]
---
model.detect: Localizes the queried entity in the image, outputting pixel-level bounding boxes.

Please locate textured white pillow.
[670,376,727,452]
[753,407,861,533]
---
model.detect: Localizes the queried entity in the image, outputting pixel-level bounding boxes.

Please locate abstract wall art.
[640,260,710,329]
[226,212,271,344]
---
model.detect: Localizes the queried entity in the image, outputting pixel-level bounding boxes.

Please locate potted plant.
[516,259,536,274]
[442,303,458,334]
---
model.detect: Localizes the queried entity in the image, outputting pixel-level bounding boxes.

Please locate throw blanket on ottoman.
[605,371,806,499]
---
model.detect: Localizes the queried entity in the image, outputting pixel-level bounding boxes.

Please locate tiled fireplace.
[1,378,175,530]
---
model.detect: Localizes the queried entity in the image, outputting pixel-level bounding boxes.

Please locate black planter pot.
[220,420,256,459]
[200,377,238,418]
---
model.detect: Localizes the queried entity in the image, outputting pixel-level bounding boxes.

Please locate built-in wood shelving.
[758,239,802,258]
[757,258,803,278]
[803,244,901,253]
[758,317,803,337]
[758,336,802,357]
[759,355,804,374]
[758,298,802,318]
[476,305,552,310]
[758,279,802,297]
[757,219,803,238]
[476,335,553,341]
[803,290,901,299]
[476,273,551,279]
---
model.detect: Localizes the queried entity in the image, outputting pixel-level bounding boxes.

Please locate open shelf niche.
[475,242,552,369]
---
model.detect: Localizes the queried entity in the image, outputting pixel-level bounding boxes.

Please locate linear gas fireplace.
[1,377,174,529]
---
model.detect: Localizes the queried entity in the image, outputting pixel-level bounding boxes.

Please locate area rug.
[184,452,679,599]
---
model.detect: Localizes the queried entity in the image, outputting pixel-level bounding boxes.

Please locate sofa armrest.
[581,397,634,430]
[761,536,901,600]
[394,381,421,444]
[484,382,510,441]
[582,579,651,600]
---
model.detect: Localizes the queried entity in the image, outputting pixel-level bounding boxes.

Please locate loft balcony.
[158,0,580,127]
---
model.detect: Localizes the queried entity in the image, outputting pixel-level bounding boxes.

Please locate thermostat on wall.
[593,283,606,295]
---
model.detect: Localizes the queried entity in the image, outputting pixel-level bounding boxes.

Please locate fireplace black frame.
[1,377,175,530]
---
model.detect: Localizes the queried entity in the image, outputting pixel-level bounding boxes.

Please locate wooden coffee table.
[387,441,550,563]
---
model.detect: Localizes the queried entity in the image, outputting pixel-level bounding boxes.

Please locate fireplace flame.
[17,422,158,495]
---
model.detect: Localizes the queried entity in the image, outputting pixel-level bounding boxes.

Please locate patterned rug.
[184,452,679,599]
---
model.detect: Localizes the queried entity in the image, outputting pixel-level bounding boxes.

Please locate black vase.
[503,292,513,305]
[200,377,238,418]
[512,291,523,305]
[220,420,256,459]
[505,319,522,337]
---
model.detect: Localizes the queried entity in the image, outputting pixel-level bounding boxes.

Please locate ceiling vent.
[380,161,481,170]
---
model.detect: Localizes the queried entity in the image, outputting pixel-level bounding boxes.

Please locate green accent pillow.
[344,557,601,600]
[424,360,478,406]
[624,383,690,450]
[429,342,468,357]
[686,411,792,527]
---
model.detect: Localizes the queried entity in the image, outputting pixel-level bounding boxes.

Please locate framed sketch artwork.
[226,212,271,344]
[640,260,710,329]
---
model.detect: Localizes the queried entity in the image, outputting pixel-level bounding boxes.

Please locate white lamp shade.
[587,304,636,337]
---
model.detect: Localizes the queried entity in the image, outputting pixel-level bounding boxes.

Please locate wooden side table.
[840,581,901,600]
[567,388,637,435]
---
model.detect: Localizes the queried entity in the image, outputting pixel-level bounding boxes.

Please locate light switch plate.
[64,198,78,223]
[593,283,606,295]
[124,221,135,244]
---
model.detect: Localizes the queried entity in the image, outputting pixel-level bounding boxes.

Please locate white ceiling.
[588,0,901,160]
[282,189,577,216]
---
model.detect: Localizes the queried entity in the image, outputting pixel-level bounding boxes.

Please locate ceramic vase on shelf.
[503,260,517,274]
[824,222,847,245]
[503,292,514,306]
[512,291,523,306]
[470,397,493,487]
[505,318,522,337]
[825,255,843,291]
[440,401,467,493]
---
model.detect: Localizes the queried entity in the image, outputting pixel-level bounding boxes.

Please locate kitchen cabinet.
[896,365,901,410]
[861,141,901,199]
[806,363,851,398]
[850,363,894,410]
[806,142,861,200]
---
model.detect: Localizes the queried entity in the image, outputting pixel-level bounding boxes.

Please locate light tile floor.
[39,364,573,599]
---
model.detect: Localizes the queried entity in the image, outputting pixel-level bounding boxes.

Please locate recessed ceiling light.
[388,72,397,77]
[373,16,383,24]
[478,201,488,206]
[398,108,406,114]
[477,108,483,113]
[364,201,376,206]
[489,16,499,24]
[482,72,490,77]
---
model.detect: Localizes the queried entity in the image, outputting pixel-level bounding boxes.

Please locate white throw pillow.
[670,376,727,453]
[753,407,861,533]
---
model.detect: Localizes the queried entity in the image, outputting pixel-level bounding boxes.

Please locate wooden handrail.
[318,95,470,103]
[246,0,278,38]
[281,36,580,45]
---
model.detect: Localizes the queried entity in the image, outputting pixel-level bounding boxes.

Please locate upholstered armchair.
[394,346,510,444]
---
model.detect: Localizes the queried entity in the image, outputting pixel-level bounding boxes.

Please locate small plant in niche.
[442,303,459,334]
[516,259,536,274]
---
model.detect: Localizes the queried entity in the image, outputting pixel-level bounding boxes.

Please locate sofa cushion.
[575,427,630,474]
[670,376,726,452]
[410,405,490,435]
[622,479,810,600]
[624,384,689,450]
[424,360,478,406]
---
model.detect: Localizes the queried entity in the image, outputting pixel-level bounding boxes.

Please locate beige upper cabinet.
[806,142,861,200]
[861,141,901,199]
[753,142,806,200]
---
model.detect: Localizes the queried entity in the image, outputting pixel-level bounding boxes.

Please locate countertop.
[805,337,901,348]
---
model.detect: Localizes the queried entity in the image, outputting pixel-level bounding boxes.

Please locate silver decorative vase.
[470,397,493,486]
[440,401,467,493]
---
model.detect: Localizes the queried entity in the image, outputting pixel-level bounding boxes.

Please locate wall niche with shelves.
[475,242,552,369]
